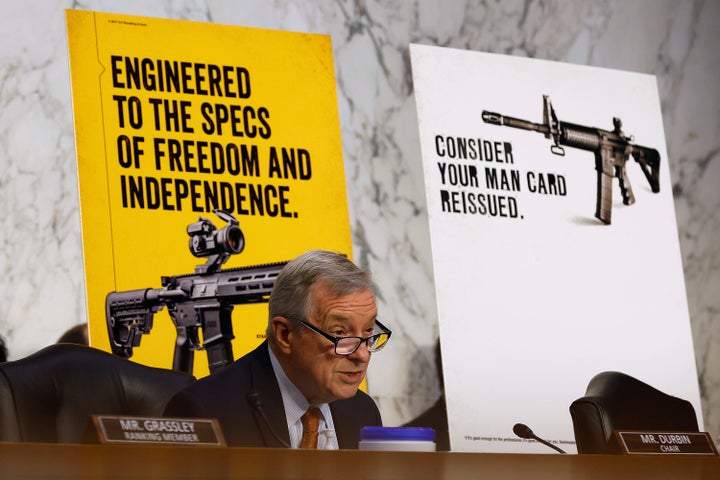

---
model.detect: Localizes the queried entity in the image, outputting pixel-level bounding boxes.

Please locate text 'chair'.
[569,371,699,454]
[0,343,195,443]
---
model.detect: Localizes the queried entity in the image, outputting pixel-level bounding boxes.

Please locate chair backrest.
[569,371,699,454]
[0,343,195,443]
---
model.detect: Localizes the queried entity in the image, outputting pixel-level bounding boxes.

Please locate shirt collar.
[267,343,333,428]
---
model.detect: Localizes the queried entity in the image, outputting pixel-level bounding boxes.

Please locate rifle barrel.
[482,110,549,134]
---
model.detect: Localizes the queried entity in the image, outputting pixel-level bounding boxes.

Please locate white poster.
[410,44,702,453]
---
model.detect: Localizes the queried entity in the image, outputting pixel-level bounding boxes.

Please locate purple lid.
[360,426,436,442]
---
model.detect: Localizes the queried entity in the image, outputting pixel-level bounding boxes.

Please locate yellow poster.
[66,10,352,377]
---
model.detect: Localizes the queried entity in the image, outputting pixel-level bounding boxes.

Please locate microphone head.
[247,390,262,409]
[513,423,535,439]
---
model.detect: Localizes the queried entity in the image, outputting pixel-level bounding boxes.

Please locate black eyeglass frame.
[297,319,392,356]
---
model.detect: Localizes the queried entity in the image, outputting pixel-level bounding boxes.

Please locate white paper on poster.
[409,44,702,454]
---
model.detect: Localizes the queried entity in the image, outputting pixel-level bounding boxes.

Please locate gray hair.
[266,250,372,338]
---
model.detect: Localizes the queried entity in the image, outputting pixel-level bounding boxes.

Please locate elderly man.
[163,250,391,449]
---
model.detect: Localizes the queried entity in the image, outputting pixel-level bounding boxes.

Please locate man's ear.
[271,316,293,354]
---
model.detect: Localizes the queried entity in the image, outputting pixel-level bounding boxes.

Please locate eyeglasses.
[298,319,392,356]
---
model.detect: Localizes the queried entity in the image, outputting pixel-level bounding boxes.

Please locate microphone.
[513,423,566,454]
[247,390,291,448]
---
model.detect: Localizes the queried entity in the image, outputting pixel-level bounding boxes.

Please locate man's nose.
[349,341,371,362]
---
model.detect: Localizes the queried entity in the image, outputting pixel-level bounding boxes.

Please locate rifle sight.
[187,209,244,259]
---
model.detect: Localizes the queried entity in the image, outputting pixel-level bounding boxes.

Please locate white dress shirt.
[268,346,339,449]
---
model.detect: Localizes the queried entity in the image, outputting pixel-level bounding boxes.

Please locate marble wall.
[1,0,718,441]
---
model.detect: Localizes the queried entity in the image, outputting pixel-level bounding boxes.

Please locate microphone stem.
[534,436,566,454]
[248,392,291,448]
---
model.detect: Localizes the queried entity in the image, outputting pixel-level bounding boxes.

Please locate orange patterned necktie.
[300,406,321,449]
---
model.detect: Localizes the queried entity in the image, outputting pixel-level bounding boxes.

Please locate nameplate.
[92,415,226,447]
[615,431,718,455]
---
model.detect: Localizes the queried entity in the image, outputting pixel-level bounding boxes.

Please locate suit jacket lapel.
[249,342,291,448]
[330,403,347,449]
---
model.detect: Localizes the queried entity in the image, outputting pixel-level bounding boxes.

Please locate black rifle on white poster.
[482,95,661,224]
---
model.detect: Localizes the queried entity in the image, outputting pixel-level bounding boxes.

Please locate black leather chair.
[0,343,195,443]
[569,371,699,454]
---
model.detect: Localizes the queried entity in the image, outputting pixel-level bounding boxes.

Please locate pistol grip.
[617,166,635,206]
[172,325,195,374]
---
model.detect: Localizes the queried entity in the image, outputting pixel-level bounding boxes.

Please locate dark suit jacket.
[163,341,382,448]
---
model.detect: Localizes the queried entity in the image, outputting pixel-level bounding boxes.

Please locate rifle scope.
[187,209,245,258]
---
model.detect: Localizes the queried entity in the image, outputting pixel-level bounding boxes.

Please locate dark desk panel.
[1,442,718,479]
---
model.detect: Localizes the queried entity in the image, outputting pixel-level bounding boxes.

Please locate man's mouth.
[339,371,364,382]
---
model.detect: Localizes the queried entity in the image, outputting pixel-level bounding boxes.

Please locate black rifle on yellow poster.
[106,210,287,374]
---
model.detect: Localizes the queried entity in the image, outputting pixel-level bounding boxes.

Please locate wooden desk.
[1,442,719,479]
